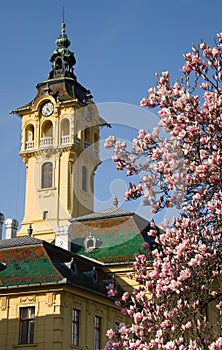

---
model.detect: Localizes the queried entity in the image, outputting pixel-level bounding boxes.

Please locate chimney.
[0,213,4,240]
[5,218,18,239]
[55,225,71,251]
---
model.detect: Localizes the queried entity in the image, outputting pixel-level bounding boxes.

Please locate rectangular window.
[41,162,53,189]
[82,165,87,192]
[72,309,80,346]
[94,316,101,350]
[115,322,120,342]
[43,210,49,220]
[19,307,35,344]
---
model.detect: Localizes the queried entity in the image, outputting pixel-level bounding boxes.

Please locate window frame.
[115,322,120,342]
[82,165,87,192]
[41,162,53,189]
[72,308,80,346]
[94,315,101,350]
[19,306,35,345]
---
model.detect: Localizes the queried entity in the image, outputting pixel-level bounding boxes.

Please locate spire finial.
[61,6,65,35]
[27,223,33,237]
[113,196,118,207]
[62,6,65,23]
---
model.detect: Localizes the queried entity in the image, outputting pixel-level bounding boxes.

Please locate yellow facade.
[16,96,101,241]
[0,286,125,350]
[0,237,127,350]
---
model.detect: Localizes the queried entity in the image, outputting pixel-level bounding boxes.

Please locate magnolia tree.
[104,33,222,349]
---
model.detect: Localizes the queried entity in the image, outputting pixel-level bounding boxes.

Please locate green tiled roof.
[0,244,63,287]
[73,234,145,263]
[71,213,151,263]
[0,238,117,296]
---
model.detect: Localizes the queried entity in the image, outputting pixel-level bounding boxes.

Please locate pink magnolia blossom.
[106,329,115,339]
[105,33,222,350]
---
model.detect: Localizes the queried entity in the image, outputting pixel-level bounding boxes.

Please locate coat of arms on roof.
[84,232,98,253]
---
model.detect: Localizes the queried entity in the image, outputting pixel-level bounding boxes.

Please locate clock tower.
[11,22,104,241]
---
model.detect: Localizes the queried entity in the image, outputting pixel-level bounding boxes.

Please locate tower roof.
[48,21,76,80]
[11,21,94,113]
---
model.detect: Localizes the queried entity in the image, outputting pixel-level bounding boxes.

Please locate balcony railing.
[40,137,53,148]
[25,141,34,150]
[61,135,70,145]
[60,135,81,146]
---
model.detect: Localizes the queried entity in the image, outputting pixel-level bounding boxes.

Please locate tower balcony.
[61,135,81,146]
[40,137,53,148]
[61,135,71,145]
[25,141,34,150]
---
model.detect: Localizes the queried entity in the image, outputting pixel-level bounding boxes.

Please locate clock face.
[41,101,54,116]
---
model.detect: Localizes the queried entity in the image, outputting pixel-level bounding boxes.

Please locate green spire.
[48,21,76,80]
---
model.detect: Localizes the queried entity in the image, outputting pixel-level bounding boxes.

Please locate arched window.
[61,118,70,144]
[55,57,62,70]
[41,162,53,189]
[84,128,90,148]
[94,132,99,144]
[93,132,99,154]
[25,124,34,149]
[82,166,87,192]
[75,122,81,145]
[61,118,70,136]
[40,121,53,147]
[41,120,53,137]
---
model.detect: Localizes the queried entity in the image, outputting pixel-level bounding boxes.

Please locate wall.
[0,285,125,350]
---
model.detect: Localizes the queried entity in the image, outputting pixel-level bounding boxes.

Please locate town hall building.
[0,21,155,349]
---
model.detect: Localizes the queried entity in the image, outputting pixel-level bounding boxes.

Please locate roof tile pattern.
[0,237,115,296]
[0,245,63,287]
[71,215,149,263]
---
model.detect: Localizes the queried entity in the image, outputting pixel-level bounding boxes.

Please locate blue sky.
[0,0,222,229]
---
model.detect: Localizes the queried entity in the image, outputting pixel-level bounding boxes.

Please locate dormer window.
[70,258,77,275]
[91,267,98,283]
[84,232,97,252]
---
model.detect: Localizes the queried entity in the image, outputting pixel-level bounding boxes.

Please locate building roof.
[71,206,135,222]
[0,237,116,296]
[71,207,157,264]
